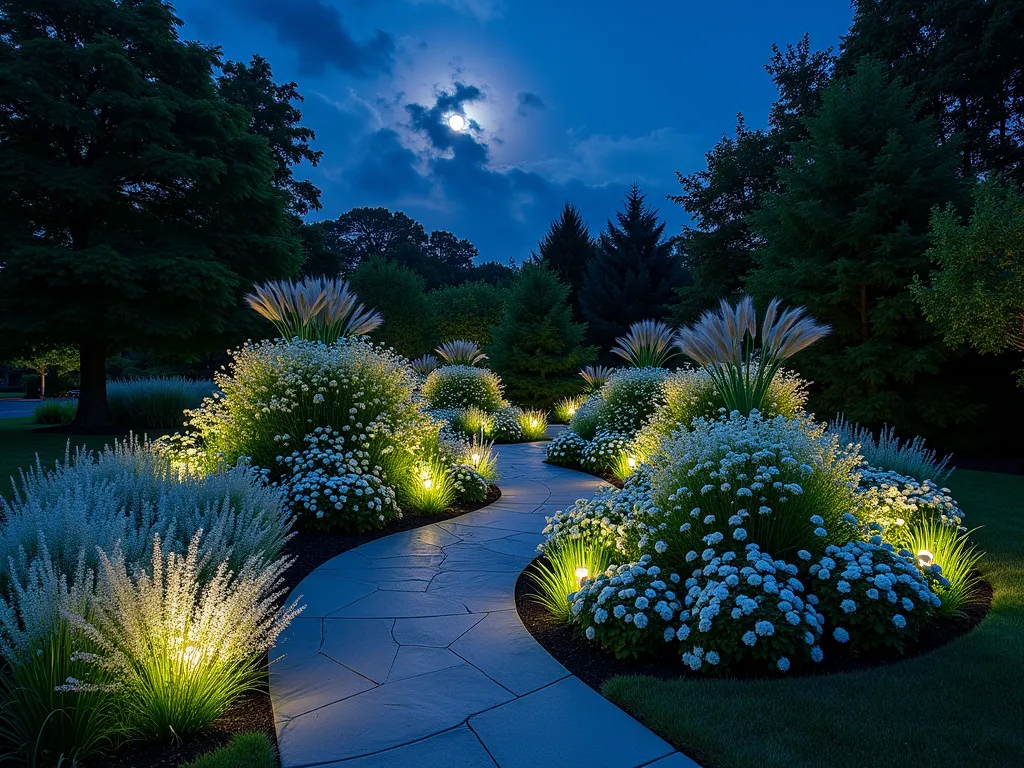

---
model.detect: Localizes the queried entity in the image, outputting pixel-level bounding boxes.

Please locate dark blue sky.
[173,0,854,263]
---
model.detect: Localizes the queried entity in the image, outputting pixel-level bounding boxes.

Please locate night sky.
[172,0,854,263]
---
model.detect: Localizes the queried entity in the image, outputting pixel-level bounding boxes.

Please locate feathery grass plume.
[245,277,382,343]
[907,518,984,618]
[610,319,678,369]
[62,532,302,742]
[674,295,829,416]
[464,437,499,483]
[831,414,954,482]
[579,365,615,393]
[518,409,549,441]
[435,339,488,366]
[410,354,439,376]
[406,458,458,514]
[552,393,587,423]
[529,537,614,623]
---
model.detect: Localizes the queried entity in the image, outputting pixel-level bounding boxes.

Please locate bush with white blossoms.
[581,430,633,475]
[591,367,669,437]
[545,430,590,467]
[646,411,862,560]
[568,394,604,440]
[277,427,400,532]
[808,539,942,653]
[421,364,505,412]
[489,404,525,442]
[853,467,965,549]
[569,555,683,659]
[448,463,489,503]
[674,543,825,674]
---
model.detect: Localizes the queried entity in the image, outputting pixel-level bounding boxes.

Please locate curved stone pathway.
[270,439,699,768]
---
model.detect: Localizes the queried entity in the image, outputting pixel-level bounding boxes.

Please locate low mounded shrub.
[107,377,216,429]
[545,431,590,467]
[421,365,504,411]
[32,399,77,425]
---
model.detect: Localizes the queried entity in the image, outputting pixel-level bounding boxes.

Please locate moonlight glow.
[447,113,466,131]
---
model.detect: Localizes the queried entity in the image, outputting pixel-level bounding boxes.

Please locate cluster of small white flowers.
[676,543,824,673]
[570,555,684,657]
[421,365,505,412]
[545,430,591,467]
[591,367,670,437]
[276,426,400,532]
[809,539,942,651]
[448,463,489,503]
[490,405,525,442]
[854,467,965,546]
[580,430,632,474]
[568,394,604,439]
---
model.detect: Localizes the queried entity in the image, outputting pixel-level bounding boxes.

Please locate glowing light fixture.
[917,549,934,568]
[627,456,637,469]
[471,452,481,465]
[447,113,466,131]
[575,567,589,587]
[423,478,433,490]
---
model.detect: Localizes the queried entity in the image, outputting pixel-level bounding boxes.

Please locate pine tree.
[747,57,968,434]
[534,202,595,317]
[0,0,300,427]
[489,264,595,406]
[579,185,686,351]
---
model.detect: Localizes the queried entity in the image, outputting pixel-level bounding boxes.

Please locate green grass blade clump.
[530,538,615,623]
[182,732,276,768]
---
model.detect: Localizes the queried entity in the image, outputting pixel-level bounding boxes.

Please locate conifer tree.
[578,184,686,351]
[747,58,967,433]
[489,264,595,406]
[534,202,595,317]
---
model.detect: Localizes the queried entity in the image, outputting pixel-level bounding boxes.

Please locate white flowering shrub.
[177,337,435,490]
[808,540,941,653]
[673,543,825,674]
[569,556,683,659]
[592,367,669,437]
[645,411,862,561]
[853,468,964,549]
[490,405,525,442]
[277,428,400,532]
[448,463,488,503]
[421,365,504,411]
[545,430,590,467]
[568,394,603,440]
[580,430,633,476]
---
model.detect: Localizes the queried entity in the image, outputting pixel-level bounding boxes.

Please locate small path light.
[575,566,589,587]
[917,549,934,568]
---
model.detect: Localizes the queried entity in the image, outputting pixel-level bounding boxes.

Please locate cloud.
[233,0,394,76]
[516,91,546,116]
[408,0,504,21]
[405,82,486,151]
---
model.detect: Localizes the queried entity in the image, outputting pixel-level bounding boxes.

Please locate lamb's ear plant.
[610,319,677,369]
[674,295,829,416]
[530,537,614,623]
[245,277,383,343]
[908,518,985,618]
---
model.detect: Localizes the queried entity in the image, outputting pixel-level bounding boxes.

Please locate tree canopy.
[533,202,596,318]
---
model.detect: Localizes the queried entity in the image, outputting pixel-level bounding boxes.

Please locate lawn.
[0,417,167,490]
[604,468,1024,768]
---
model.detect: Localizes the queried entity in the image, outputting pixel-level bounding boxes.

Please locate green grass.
[180,732,276,768]
[603,469,1024,768]
[0,417,168,492]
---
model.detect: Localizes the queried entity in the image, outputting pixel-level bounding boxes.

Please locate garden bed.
[84,485,500,768]
[515,555,991,691]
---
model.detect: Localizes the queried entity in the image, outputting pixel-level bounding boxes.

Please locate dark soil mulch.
[93,485,500,768]
[514,557,993,691]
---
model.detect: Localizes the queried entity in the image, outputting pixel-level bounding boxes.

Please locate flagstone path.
[270,437,699,768]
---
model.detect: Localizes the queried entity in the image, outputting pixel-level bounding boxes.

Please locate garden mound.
[515,558,991,691]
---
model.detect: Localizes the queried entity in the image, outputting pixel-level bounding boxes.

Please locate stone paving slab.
[270,440,699,768]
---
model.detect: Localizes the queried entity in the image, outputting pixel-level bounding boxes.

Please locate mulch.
[514,557,993,691]
[90,485,501,768]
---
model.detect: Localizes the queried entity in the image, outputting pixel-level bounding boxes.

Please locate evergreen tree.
[579,184,686,351]
[350,257,435,358]
[0,0,300,428]
[671,37,834,324]
[489,264,595,407]
[841,0,1024,182]
[429,281,508,346]
[533,202,596,317]
[747,58,968,434]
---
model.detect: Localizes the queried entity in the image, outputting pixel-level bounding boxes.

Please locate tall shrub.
[350,256,436,358]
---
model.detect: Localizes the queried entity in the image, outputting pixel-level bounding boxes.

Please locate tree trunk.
[71,339,112,430]
[40,365,47,399]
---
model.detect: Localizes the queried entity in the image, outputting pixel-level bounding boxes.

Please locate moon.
[447,113,466,131]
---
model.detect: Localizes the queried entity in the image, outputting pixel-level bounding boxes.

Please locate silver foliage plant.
[831,414,954,483]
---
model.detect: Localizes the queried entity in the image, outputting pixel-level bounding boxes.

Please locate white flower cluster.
[545,430,590,467]
[569,555,684,658]
[581,430,632,474]
[448,463,489,503]
[809,539,942,652]
[592,367,669,437]
[854,467,965,547]
[489,405,525,442]
[277,426,400,532]
[421,365,505,412]
[567,394,604,439]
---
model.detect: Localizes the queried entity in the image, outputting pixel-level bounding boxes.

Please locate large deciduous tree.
[533,202,596,319]
[322,207,428,274]
[747,57,968,433]
[0,0,300,429]
[579,184,687,352]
